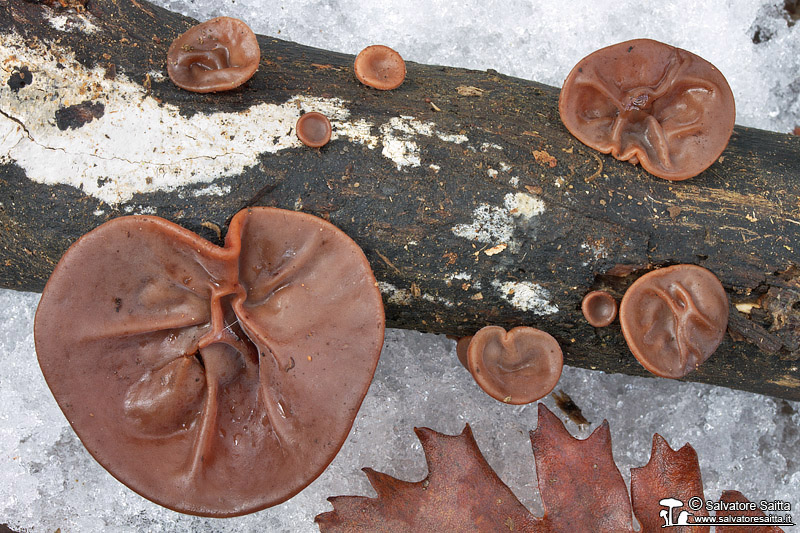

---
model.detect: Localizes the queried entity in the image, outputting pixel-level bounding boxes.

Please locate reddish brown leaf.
[630,434,708,532]
[315,424,537,532]
[530,403,634,533]
[715,490,786,533]
[316,405,782,533]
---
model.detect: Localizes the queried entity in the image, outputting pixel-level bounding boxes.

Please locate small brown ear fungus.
[353,45,406,90]
[619,264,728,379]
[459,326,562,404]
[296,111,332,148]
[167,17,260,93]
[559,39,735,181]
[34,207,385,517]
[581,290,618,327]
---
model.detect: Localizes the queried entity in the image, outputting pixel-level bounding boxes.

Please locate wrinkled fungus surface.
[619,264,728,379]
[34,208,385,517]
[465,326,562,404]
[353,45,406,90]
[559,38,735,180]
[296,111,332,148]
[581,290,618,327]
[167,16,260,93]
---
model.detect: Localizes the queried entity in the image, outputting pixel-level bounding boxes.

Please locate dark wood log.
[1,0,799,399]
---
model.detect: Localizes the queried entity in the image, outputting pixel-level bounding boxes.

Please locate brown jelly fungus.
[619,264,728,379]
[167,16,260,93]
[296,111,332,148]
[353,45,406,90]
[460,326,563,404]
[559,38,735,181]
[455,335,472,369]
[582,290,618,327]
[34,207,385,517]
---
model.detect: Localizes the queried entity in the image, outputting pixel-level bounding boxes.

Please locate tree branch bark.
[1,0,799,399]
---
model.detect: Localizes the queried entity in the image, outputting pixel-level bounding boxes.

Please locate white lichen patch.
[45,11,100,34]
[480,142,503,152]
[0,33,464,205]
[451,202,515,246]
[580,241,608,266]
[378,281,454,307]
[378,281,413,305]
[491,280,558,315]
[379,116,467,170]
[445,272,472,282]
[123,205,157,215]
[451,192,545,251]
[504,192,545,220]
[190,184,232,198]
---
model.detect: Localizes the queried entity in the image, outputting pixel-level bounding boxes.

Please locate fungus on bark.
[167,16,260,93]
[559,38,735,181]
[581,290,618,327]
[34,207,385,517]
[457,326,562,404]
[296,111,332,148]
[619,264,729,379]
[353,45,406,90]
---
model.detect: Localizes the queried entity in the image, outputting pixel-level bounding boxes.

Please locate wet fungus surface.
[619,264,729,379]
[353,45,406,90]
[167,16,260,93]
[559,38,735,181]
[296,111,332,148]
[34,207,385,517]
[460,326,563,404]
[582,290,618,327]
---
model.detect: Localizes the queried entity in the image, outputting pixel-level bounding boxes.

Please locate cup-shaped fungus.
[619,264,728,379]
[296,111,332,148]
[353,45,406,90]
[559,39,735,181]
[459,326,563,404]
[167,16,260,93]
[34,207,385,517]
[455,335,472,368]
[582,290,618,327]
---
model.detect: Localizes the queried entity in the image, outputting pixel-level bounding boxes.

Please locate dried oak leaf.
[630,434,709,533]
[317,404,635,532]
[716,491,785,533]
[316,404,785,533]
[315,424,537,532]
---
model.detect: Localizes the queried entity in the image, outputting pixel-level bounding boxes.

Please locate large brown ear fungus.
[559,39,735,181]
[353,45,406,90]
[34,207,385,517]
[459,326,562,404]
[619,264,728,379]
[167,16,260,93]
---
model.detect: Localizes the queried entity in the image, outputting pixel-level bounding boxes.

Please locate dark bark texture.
[1,0,799,399]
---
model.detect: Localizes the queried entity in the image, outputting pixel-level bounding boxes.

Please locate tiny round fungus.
[461,326,563,404]
[559,39,735,181]
[296,111,332,148]
[34,207,385,517]
[582,290,618,327]
[619,264,728,379]
[354,45,406,90]
[167,16,260,93]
